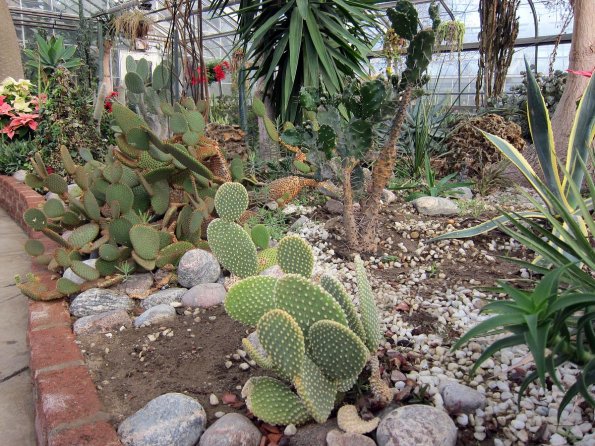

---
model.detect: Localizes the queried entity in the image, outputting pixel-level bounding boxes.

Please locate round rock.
[327,429,376,446]
[118,393,207,446]
[411,197,459,216]
[141,288,187,310]
[12,170,27,183]
[116,273,154,296]
[440,381,486,414]
[177,249,221,288]
[73,309,132,335]
[181,283,227,308]
[134,304,176,328]
[376,405,457,446]
[63,259,98,285]
[70,288,134,318]
[198,413,261,446]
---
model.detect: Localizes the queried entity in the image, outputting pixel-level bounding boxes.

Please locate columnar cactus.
[223,236,383,425]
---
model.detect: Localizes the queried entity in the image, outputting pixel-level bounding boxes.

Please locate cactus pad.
[60,146,77,175]
[207,219,258,278]
[43,173,68,195]
[126,127,150,150]
[43,199,65,218]
[320,275,367,343]
[56,277,81,295]
[185,110,205,133]
[251,224,270,249]
[25,239,45,257]
[99,244,120,261]
[96,259,117,276]
[68,223,100,249]
[150,180,170,215]
[308,320,369,381]
[71,260,100,281]
[294,356,337,423]
[355,256,382,352]
[25,173,44,189]
[155,241,194,268]
[170,112,189,134]
[214,182,249,222]
[182,131,200,146]
[258,309,305,380]
[109,218,132,246]
[277,235,314,278]
[106,183,134,214]
[103,162,123,184]
[252,98,266,118]
[83,192,101,221]
[242,377,311,426]
[124,72,145,94]
[225,276,277,325]
[337,405,379,434]
[24,208,47,230]
[131,251,156,271]
[257,248,278,272]
[275,274,348,334]
[129,225,160,260]
[242,335,273,369]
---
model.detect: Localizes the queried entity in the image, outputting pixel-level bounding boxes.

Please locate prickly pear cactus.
[223,234,383,425]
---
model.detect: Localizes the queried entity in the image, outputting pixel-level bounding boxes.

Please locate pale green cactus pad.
[320,275,367,343]
[308,320,369,381]
[277,235,314,278]
[207,219,258,278]
[355,256,383,352]
[224,276,277,325]
[294,356,337,423]
[68,223,100,249]
[275,274,348,334]
[258,309,305,380]
[214,182,249,222]
[243,377,311,426]
[242,337,273,369]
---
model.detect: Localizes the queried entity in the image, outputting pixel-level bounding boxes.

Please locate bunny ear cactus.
[224,236,383,425]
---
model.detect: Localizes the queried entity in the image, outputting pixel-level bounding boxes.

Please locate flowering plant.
[190,60,231,85]
[104,91,119,113]
[0,77,42,140]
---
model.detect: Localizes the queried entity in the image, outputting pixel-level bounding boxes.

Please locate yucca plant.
[431,57,595,243]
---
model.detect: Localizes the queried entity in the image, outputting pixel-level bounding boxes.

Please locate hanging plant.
[435,20,465,54]
[112,10,153,45]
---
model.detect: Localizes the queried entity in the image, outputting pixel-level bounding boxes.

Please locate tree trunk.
[255,78,278,162]
[511,0,594,183]
[551,0,594,156]
[102,40,113,92]
[0,0,24,81]
[342,158,359,248]
[358,85,413,251]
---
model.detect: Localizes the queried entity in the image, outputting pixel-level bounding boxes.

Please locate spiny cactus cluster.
[207,182,277,278]
[222,234,383,425]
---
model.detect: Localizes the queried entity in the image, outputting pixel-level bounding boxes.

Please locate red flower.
[104,91,119,113]
[214,64,226,82]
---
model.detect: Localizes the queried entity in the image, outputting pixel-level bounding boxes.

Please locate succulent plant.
[223,235,383,425]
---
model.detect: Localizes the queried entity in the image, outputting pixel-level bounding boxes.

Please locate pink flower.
[1,112,39,139]
[566,68,593,78]
[0,95,12,115]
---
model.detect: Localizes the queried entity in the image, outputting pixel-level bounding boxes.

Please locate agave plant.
[431,58,595,247]
[24,34,82,78]
[453,170,595,419]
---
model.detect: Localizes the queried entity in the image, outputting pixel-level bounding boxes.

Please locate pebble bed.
[285,198,595,446]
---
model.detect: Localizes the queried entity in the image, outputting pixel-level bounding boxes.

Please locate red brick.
[35,366,103,434]
[48,421,121,446]
[29,326,82,375]
[28,300,71,331]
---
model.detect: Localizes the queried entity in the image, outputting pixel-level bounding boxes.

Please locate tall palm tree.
[0,0,24,80]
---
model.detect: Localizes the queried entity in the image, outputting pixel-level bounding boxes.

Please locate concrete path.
[0,207,36,445]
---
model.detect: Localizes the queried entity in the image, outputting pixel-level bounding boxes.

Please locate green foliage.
[277,235,314,278]
[207,219,258,278]
[210,0,380,121]
[0,140,35,175]
[432,58,595,243]
[23,34,82,81]
[214,182,249,222]
[224,234,382,425]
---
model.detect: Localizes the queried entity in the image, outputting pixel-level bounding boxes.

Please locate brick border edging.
[0,175,122,446]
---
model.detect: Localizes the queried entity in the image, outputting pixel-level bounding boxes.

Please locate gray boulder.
[411,196,459,216]
[73,309,132,335]
[116,273,154,296]
[440,381,486,414]
[177,249,221,288]
[181,283,227,308]
[118,393,207,446]
[382,189,397,204]
[327,429,376,446]
[12,170,27,183]
[376,404,457,446]
[63,259,98,285]
[450,186,473,201]
[198,413,261,446]
[70,288,134,318]
[141,288,187,310]
[134,304,176,328]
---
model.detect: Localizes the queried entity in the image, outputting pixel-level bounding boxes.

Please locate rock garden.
[0,1,594,445]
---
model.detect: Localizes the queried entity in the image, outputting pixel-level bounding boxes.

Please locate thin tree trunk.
[551,0,594,156]
[102,40,113,92]
[358,86,413,251]
[342,158,359,248]
[0,0,24,80]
